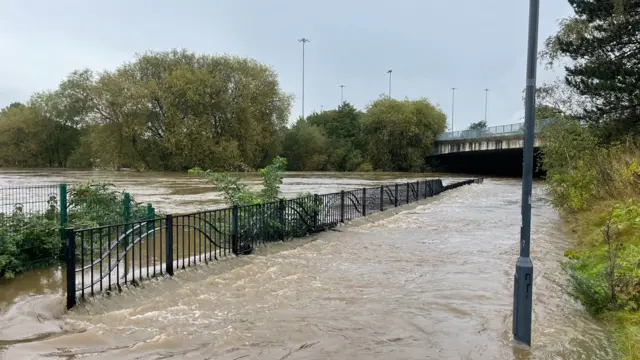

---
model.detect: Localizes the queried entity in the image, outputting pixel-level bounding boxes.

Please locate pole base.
[512,256,533,346]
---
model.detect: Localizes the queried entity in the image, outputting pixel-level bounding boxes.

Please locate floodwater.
[0,175,613,359]
[0,169,451,214]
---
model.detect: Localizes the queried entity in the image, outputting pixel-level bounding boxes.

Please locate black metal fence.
[65,177,483,309]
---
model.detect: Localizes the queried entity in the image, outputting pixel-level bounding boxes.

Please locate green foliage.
[468,120,487,130]
[540,117,640,213]
[0,49,292,171]
[360,96,447,172]
[566,205,640,315]
[540,1,640,141]
[0,182,151,278]
[0,213,60,278]
[281,119,329,171]
[190,156,288,206]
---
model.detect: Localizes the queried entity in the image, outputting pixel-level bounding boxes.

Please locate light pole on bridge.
[387,69,392,98]
[484,88,490,123]
[298,37,310,120]
[512,0,540,347]
[450,87,456,132]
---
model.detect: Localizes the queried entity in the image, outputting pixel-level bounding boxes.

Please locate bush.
[0,182,152,279]
[565,202,640,315]
[189,156,323,244]
[356,162,374,172]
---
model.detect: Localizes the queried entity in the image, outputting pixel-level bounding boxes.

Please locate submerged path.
[1,179,612,359]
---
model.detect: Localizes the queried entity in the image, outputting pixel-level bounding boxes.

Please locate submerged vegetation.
[0,182,150,279]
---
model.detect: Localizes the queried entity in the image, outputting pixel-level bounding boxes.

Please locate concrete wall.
[435,136,542,155]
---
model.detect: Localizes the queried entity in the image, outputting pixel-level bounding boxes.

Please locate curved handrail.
[383,187,396,203]
[75,224,163,282]
[76,222,156,272]
[78,223,223,291]
[187,213,231,237]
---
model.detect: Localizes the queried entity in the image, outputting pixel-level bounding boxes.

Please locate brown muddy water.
[0,169,451,214]
[0,173,613,359]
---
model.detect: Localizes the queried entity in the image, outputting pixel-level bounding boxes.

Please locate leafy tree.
[468,120,487,130]
[306,102,365,171]
[541,0,640,141]
[360,96,447,172]
[281,119,329,171]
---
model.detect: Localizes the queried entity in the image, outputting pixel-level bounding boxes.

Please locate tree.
[281,119,329,171]
[306,102,365,171]
[0,49,293,171]
[360,96,447,172]
[468,120,487,130]
[541,0,640,141]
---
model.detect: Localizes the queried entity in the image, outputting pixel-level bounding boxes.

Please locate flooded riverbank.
[0,169,466,214]
[0,178,613,359]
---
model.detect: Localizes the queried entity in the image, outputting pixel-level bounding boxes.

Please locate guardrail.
[436,119,552,141]
[64,177,484,309]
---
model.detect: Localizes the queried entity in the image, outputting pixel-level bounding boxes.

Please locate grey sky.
[0,0,572,130]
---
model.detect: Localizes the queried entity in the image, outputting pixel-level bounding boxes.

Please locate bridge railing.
[436,119,552,141]
[63,177,484,309]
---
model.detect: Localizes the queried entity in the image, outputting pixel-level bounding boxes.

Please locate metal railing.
[0,183,156,279]
[436,119,552,141]
[0,184,60,215]
[64,177,484,309]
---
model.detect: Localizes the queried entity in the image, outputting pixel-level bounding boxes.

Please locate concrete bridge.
[428,120,549,177]
[433,121,547,155]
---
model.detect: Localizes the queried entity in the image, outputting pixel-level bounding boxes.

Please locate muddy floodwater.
[0,169,453,214]
[0,173,613,359]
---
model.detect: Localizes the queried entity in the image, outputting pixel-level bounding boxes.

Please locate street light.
[298,38,310,119]
[484,88,490,122]
[451,87,456,132]
[340,85,345,104]
[512,0,540,347]
[387,70,392,98]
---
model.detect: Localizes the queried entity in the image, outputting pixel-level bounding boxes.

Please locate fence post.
[165,214,174,276]
[232,205,239,255]
[340,190,345,222]
[59,184,68,256]
[65,228,76,310]
[313,194,319,230]
[415,181,420,201]
[122,192,131,249]
[362,188,367,216]
[146,203,154,233]
[394,184,398,207]
[406,182,410,204]
[423,180,428,199]
[279,199,285,240]
[379,186,384,211]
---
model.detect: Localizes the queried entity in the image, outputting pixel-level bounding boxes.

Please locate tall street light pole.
[484,88,490,122]
[298,38,310,120]
[451,87,456,132]
[513,0,539,347]
[340,85,345,104]
[387,70,392,98]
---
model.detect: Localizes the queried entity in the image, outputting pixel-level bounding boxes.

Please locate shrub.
[189,156,323,244]
[0,182,152,279]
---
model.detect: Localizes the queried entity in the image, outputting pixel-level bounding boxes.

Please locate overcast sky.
[0,0,573,129]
